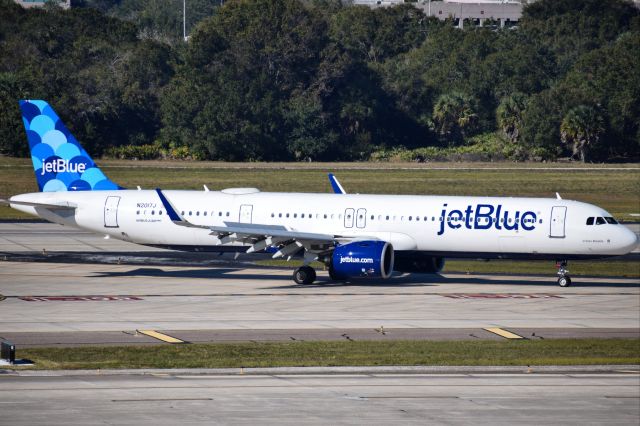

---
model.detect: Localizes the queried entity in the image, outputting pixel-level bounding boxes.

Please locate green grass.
[11,339,639,370]
[443,259,640,278]
[1,158,639,220]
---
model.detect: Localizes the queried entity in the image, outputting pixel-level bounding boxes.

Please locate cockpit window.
[595,217,606,225]
[604,216,618,224]
[586,217,594,225]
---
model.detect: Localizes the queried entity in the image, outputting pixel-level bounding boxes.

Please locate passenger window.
[203,212,207,216]
[226,212,230,217]
[219,212,222,216]
[596,217,606,225]
[188,211,192,216]
[386,216,389,220]
[370,215,374,220]
[586,217,594,225]
[324,214,327,219]
[196,211,200,216]
[294,213,297,218]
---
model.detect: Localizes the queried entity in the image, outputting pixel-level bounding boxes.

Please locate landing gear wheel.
[293,266,316,285]
[556,260,571,287]
[558,276,571,287]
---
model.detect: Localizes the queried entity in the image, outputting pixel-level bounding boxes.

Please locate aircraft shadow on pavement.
[91,267,639,289]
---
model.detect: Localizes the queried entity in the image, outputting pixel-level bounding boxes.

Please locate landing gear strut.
[556,260,571,287]
[293,265,316,285]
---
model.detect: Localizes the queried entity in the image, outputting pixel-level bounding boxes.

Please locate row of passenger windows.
[268,212,541,224]
[586,216,618,225]
[135,210,231,217]
[135,209,542,225]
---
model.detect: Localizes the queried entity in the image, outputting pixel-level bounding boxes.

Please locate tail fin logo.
[19,100,120,192]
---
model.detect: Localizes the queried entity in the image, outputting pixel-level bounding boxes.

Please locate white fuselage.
[10,189,638,259]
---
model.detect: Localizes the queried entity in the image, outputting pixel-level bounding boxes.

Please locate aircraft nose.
[619,226,639,253]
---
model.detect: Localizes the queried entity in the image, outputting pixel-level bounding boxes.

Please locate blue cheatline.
[18,100,122,192]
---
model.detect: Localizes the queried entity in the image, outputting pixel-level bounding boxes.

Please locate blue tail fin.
[19,100,121,192]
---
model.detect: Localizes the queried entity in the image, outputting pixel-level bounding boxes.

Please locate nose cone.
[618,227,639,254]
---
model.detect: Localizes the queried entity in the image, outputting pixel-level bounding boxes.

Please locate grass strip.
[255,259,640,278]
[443,259,640,278]
[12,339,640,370]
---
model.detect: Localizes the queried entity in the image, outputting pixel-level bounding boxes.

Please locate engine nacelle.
[330,241,394,280]
[394,252,445,273]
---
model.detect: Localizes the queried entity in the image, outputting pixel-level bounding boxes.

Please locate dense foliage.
[0,0,638,161]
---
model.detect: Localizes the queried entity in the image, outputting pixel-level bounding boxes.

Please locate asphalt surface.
[0,223,638,346]
[0,222,638,425]
[0,369,638,425]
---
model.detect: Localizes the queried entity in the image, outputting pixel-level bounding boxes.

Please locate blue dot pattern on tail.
[19,100,119,192]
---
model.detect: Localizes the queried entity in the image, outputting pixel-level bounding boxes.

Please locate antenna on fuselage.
[556,192,562,200]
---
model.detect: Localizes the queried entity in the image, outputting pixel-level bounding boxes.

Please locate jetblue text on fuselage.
[40,158,86,175]
[437,203,537,235]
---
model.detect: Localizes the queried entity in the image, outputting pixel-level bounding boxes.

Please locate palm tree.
[560,105,605,162]
[432,92,477,146]
[496,93,528,144]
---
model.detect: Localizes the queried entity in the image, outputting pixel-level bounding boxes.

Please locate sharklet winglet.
[328,173,346,194]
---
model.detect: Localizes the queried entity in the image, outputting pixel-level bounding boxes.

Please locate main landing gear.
[556,260,571,287]
[293,265,316,285]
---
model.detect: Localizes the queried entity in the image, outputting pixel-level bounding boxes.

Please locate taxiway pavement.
[0,369,638,425]
[0,223,638,346]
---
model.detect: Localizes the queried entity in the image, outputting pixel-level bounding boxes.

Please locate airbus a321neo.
[3,100,638,286]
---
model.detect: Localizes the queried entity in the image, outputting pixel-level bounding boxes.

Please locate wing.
[155,189,370,263]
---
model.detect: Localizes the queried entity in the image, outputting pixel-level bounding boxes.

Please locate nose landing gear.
[556,260,571,287]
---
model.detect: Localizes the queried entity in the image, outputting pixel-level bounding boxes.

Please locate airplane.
[3,100,638,287]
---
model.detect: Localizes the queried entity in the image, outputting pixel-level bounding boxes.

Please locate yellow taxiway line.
[484,327,525,340]
[137,330,186,344]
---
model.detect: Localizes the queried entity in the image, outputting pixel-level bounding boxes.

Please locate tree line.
[0,0,638,162]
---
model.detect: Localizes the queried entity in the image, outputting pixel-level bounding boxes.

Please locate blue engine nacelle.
[330,241,394,280]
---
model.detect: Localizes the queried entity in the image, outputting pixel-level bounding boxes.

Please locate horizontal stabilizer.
[1,198,76,210]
